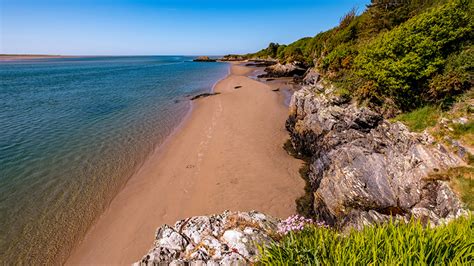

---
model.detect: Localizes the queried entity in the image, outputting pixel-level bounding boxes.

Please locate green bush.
[321,43,355,72]
[247,0,472,113]
[259,216,474,265]
[354,0,473,110]
[429,45,474,106]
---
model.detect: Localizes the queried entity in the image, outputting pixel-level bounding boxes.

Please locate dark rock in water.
[286,81,467,229]
[234,86,242,89]
[193,56,216,62]
[190,92,220,100]
[134,211,279,265]
[258,63,307,78]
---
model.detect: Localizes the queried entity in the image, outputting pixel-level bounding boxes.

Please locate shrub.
[354,0,473,110]
[259,215,474,265]
[428,45,474,106]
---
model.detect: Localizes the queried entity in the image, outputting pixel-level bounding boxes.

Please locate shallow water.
[0,56,229,264]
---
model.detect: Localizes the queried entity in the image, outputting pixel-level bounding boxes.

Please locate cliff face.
[286,76,467,229]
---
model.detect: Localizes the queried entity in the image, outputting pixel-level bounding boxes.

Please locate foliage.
[354,0,473,110]
[247,0,473,112]
[393,105,441,132]
[259,216,474,265]
[429,45,474,106]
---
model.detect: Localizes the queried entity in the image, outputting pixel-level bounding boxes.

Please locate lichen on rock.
[134,211,279,265]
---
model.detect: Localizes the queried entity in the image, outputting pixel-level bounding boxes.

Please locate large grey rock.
[258,63,307,78]
[286,83,468,229]
[135,211,279,265]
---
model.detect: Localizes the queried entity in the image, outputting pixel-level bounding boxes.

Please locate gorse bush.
[258,215,474,265]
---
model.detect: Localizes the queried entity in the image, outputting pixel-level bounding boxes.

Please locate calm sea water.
[0,56,229,264]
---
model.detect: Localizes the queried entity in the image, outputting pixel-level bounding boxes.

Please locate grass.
[451,122,474,146]
[258,215,474,265]
[393,105,441,132]
[450,171,474,210]
[428,165,474,210]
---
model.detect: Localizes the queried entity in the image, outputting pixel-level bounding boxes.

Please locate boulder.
[219,55,245,61]
[135,211,279,265]
[286,82,468,229]
[193,56,216,62]
[258,63,307,78]
[302,68,320,85]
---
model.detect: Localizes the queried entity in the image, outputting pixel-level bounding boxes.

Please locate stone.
[193,56,216,62]
[286,78,468,229]
[134,211,279,265]
[258,63,307,78]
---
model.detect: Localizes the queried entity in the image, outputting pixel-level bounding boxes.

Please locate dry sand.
[66,63,304,265]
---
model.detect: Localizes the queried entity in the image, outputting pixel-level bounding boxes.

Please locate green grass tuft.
[258,216,474,265]
[393,106,441,132]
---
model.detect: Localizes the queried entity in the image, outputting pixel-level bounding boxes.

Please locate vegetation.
[259,215,474,265]
[393,105,441,132]
[246,0,473,113]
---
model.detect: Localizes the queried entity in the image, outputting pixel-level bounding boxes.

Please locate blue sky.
[1,0,370,55]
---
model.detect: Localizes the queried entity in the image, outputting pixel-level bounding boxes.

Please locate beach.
[66,63,305,264]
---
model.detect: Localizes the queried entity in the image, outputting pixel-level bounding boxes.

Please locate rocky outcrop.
[193,56,216,62]
[245,59,277,67]
[258,63,307,78]
[286,81,468,229]
[135,211,279,265]
[302,68,321,86]
[219,55,245,61]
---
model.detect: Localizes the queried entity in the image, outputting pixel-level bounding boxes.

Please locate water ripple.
[0,56,229,264]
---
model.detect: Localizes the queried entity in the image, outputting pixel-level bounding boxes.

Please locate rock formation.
[258,62,307,78]
[286,76,468,229]
[244,59,277,67]
[193,56,216,62]
[135,211,279,265]
[219,55,245,61]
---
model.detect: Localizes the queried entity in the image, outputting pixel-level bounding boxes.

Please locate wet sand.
[66,63,304,264]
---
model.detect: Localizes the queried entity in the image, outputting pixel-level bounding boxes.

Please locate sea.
[0,56,229,264]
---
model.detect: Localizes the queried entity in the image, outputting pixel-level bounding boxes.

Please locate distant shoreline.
[0,54,76,61]
[0,54,226,62]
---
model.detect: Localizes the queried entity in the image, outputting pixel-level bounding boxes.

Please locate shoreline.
[66,63,304,264]
[0,55,76,61]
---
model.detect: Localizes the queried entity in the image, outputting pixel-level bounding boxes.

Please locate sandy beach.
[66,63,304,265]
